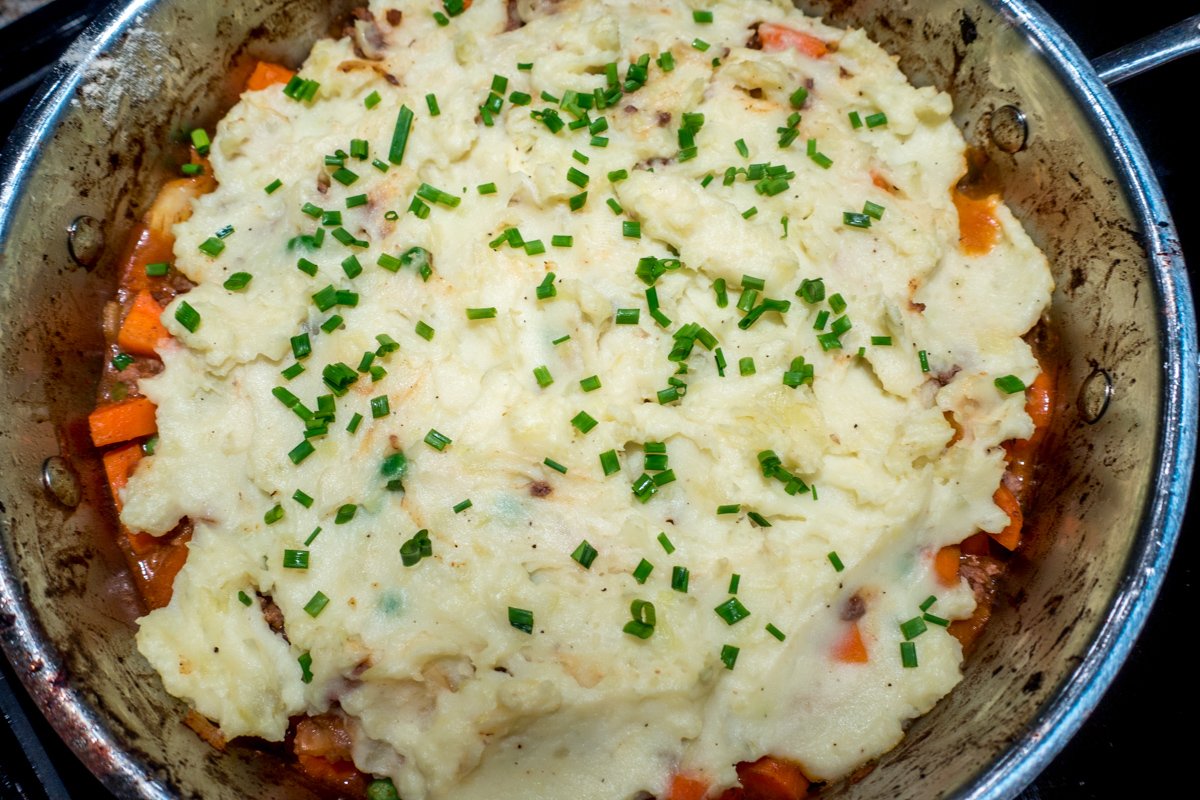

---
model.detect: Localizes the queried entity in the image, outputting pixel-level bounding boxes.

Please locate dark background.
[1,1,1195,797]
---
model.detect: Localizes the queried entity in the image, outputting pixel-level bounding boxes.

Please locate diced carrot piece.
[758,23,829,57]
[1025,371,1054,433]
[101,442,142,511]
[89,396,157,448]
[832,622,869,664]
[245,60,296,92]
[951,189,1001,256]
[736,757,810,800]
[934,545,961,587]
[670,774,710,800]
[990,485,1022,551]
[139,534,189,610]
[117,290,170,357]
[117,223,176,293]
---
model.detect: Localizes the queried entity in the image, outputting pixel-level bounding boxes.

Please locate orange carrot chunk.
[101,442,142,511]
[116,223,176,293]
[670,774,710,800]
[117,290,171,357]
[758,23,829,57]
[1025,371,1054,433]
[990,485,1023,551]
[245,60,296,92]
[736,757,810,800]
[951,188,1001,255]
[832,622,869,664]
[89,396,158,448]
[934,544,961,588]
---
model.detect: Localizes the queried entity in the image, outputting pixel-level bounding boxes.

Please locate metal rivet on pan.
[989,105,1028,154]
[42,456,82,508]
[1077,367,1113,425]
[67,215,104,269]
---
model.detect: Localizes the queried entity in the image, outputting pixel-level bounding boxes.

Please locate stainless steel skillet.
[0,1,1195,798]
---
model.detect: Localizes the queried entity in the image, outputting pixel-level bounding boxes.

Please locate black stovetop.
[1,1,1195,798]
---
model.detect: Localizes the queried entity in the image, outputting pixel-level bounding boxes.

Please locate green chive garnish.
[900,641,918,668]
[715,597,751,625]
[766,623,786,641]
[571,540,598,568]
[632,559,654,584]
[827,551,845,572]
[580,375,602,392]
[303,591,329,618]
[671,566,689,592]
[424,429,452,451]
[508,606,534,634]
[994,375,1027,394]
[720,644,739,669]
[466,307,497,320]
[389,105,415,165]
[283,549,309,570]
[657,531,675,554]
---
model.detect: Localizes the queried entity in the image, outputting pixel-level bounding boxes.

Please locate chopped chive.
[432,10,449,25]
[508,606,534,634]
[580,375,602,392]
[297,258,319,276]
[864,201,886,220]
[671,565,689,592]
[293,489,314,508]
[304,527,322,546]
[477,182,497,195]
[111,352,134,370]
[298,652,313,684]
[571,410,598,434]
[568,191,588,211]
[622,220,641,239]
[533,365,554,388]
[632,559,654,584]
[415,321,435,341]
[735,138,749,158]
[453,498,473,513]
[288,440,315,464]
[552,334,571,345]
[900,640,918,668]
[346,193,368,209]
[370,395,390,418]
[551,234,573,248]
[599,449,620,476]
[571,540,598,569]
[919,350,930,372]
[607,169,628,183]
[623,599,657,639]
[849,110,863,129]
[283,549,309,570]
[341,255,363,279]
[829,293,847,313]
[524,239,545,256]
[466,307,497,320]
[657,531,675,554]
[920,595,938,612]
[263,178,283,194]
[692,38,710,51]
[346,412,363,433]
[606,197,624,215]
[424,429,452,451]
[263,504,284,525]
[572,149,590,165]
[865,111,888,128]
[720,644,739,670]
[900,616,928,640]
[388,105,414,165]
[424,92,441,116]
[614,308,640,325]
[189,128,211,155]
[517,61,533,70]
[304,591,330,618]
[145,261,170,277]
[827,551,845,572]
[331,168,359,186]
[715,597,750,625]
[790,86,809,108]
[994,375,1027,394]
[871,336,893,346]
[174,301,201,333]
[567,167,590,188]
[742,206,758,219]
[198,237,225,257]
[810,151,833,169]
[747,510,771,527]
[543,457,568,474]
[364,90,381,109]
[237,590,253,607]
[332,504,356,524]
[843,211,872,229]
[320,315,343,333]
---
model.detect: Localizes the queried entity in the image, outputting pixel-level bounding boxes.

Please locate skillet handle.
[1094,14,1200,85]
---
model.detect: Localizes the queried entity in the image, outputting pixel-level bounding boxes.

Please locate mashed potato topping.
[123,1,1052,797]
